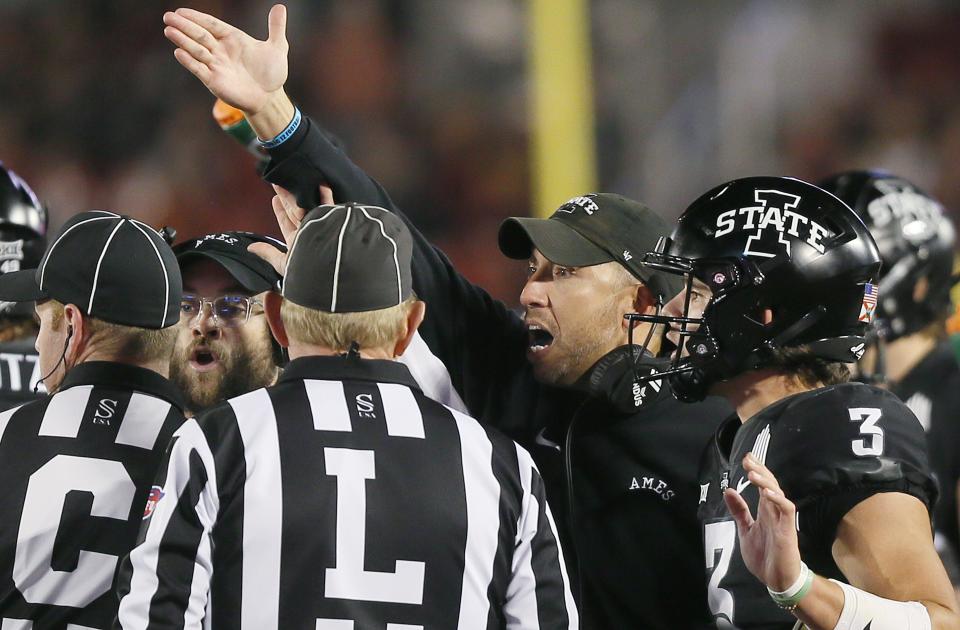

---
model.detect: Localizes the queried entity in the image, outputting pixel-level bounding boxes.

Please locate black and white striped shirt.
[117,355,577,629]
[0,361,186,629]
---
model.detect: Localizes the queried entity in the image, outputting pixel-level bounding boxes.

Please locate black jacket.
[262,116,730,629]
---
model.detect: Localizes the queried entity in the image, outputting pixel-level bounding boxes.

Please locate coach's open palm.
[723,453,804,593]
[163,4,289,114]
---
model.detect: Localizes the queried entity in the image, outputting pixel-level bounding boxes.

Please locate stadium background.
[0,0,958,305]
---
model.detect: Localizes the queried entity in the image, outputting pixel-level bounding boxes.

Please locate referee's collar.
[280,355,420,390]
[59,361,186,411]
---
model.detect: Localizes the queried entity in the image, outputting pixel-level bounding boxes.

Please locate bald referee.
[117,203,576,629]
[0,211,185,628]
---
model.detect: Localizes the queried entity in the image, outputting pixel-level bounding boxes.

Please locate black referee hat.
[283,203,413,313]
[174,231,285,293]
[0,210,182,329]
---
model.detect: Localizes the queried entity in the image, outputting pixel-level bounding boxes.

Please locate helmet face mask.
[629,177,882,402]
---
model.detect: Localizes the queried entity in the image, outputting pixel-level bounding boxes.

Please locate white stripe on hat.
[87,219,126,314]
[262,235,286,249]
[330,206,353,313]
[39,213,120,290]
[282,205,344,298]
[129,220,172,327]
[359,207,403,306]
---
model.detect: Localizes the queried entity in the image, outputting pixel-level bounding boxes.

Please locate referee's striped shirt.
[116,355,577,629]
[0,361,186,629]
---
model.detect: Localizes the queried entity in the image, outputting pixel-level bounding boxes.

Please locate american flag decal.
[859,282,879,323]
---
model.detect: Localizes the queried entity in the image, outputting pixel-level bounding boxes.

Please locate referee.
[117,204,576,629]
[0,211,185,628]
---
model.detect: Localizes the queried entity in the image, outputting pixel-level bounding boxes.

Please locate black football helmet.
[628,176,881,402]
[0,164,47,316]
[818,171,955,341]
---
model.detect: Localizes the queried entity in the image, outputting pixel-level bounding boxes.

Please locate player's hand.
[248,184,334,275]
[723,453,803,592]
[163,4,288,114]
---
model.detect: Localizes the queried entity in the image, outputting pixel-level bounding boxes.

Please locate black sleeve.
[261,117,537,431]
[777,385,937,555]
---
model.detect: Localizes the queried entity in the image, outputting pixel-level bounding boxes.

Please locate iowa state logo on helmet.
[713,188,833,259]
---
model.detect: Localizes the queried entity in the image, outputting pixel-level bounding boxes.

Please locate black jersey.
[698,382,936,629]
[0,335,43,411]
[0,361,185,629]
[117,356,577,630]
[892,340,960,555]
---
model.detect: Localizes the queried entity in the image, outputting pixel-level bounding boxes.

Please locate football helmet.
[629,176,881,402]
[819,171,955,341]
[0,164,47,316]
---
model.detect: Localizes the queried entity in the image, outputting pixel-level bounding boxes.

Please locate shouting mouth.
[189,346,221,372]
[526,323,555,355]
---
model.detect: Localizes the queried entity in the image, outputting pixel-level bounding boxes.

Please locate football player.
[631,176,959,629]
[820,171,960,583]
[0,163,47,407]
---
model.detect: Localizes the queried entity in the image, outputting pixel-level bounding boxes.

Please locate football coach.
[162,5,729,627]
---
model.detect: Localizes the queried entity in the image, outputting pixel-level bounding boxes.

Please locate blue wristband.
[259,107,302,149]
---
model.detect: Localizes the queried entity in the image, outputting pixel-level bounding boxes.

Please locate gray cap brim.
[0,269,47,302]
[498,217,613,266]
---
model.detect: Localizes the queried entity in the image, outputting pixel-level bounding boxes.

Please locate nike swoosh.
[735,476,750,494]
[534,428,561,452]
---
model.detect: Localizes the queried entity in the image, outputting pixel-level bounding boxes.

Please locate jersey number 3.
[849,407,884,457]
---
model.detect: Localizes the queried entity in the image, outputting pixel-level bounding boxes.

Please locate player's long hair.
[764,345,851,389]
[0,316,38,343]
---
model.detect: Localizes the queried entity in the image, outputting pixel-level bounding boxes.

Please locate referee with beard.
[0,211,185,628]
[171,231,286,415]
[117,204,577,629]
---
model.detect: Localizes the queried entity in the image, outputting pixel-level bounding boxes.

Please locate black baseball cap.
[174,231,285,293]
[498,193,683,301]
[283,203,413,313]
[0,210,182,328]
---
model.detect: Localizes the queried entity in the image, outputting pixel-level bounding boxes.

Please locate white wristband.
[767,561,811,599]
[831,579,931,630]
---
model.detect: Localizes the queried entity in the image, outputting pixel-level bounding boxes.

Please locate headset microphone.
[33,326,73,394]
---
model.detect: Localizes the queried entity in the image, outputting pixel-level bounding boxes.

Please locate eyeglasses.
[180,294,263,327]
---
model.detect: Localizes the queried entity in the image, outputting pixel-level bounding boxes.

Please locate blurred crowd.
[0,0,958,304]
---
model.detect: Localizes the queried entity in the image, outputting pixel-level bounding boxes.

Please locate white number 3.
[849,408,884,457]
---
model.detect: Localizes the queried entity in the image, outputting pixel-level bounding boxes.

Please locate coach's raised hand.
[163,4,294,137]
[247,184,335,276]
